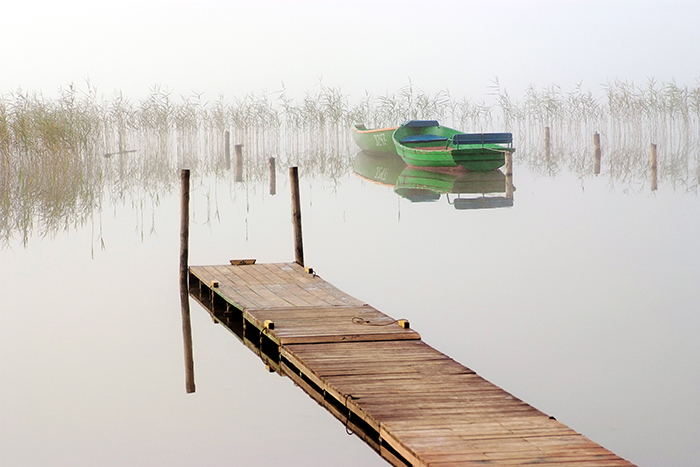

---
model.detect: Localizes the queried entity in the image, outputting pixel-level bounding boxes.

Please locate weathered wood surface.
[283,340,634,466]
[189,262,636,466]
[189,263,420,344]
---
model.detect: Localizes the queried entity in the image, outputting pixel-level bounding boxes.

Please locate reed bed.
[1,79,699,245]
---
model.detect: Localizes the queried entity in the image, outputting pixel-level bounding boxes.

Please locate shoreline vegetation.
[1,80,699,246]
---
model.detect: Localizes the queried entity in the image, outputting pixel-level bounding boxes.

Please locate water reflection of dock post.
[225,131,231,170]
[269,157,276,195]
[505,152,514,200]
[651,143,658,191]
[235,144,244,182]
[290,167,304,266]
[593,132,601,175]
[180,169,196,393]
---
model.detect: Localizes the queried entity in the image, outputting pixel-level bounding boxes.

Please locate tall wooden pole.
[269,157,277,196]
[235,144,243,182]
[180,169,195,394]
[290,167,304,267]
[593,132,601,175]
[504,151,514,200]
[544,126,551,162]
[224,131,231,170]
[651,143,658,191]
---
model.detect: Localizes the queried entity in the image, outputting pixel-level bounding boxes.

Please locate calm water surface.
[1,158,699,466]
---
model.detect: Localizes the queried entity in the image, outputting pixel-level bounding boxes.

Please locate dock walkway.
[189,262,635,467]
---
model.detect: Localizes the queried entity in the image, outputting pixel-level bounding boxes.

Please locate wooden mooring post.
[224,131,231,170]
[505,151,514,200]
[594,132,601,175]
[651,143,658,191]
[290,167,304,267]
[269,157,276,196]
[180,169,196,393]
[235,144,243,182]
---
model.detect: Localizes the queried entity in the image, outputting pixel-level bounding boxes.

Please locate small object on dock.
[305,267,314,274]
[230,259,256,265]
[264,319,275,330]
[398,319,410,329]
[210,280,219,288]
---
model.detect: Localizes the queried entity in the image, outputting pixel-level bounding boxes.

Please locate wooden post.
[180,169,195,394]
[235,144,243,182]
[269,157,276,196]
[651,143,658,191]
[544,126,551,162]
[593,132,601,175]
[504,151,514,200]
[224,131,231,170]
[290,167,304,266]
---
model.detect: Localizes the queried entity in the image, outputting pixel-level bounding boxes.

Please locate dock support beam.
[180,169,196,393]
[290,167,304,267]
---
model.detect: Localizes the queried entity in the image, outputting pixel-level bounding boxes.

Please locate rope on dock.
[352,316,399,326]
[352,316,410,328]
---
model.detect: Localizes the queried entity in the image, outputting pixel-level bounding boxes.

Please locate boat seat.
[400,134,449,144]
[452,132,513,145]
[403,120,440,128]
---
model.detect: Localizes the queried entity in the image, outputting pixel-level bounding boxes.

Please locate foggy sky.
[2,0,699,102]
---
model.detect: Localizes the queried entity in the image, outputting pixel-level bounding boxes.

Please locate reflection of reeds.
[2,79,699,245]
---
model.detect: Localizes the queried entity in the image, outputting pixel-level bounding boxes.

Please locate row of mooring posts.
[178,165,305,392]
[224,131,277,194]
[543,127,659,190]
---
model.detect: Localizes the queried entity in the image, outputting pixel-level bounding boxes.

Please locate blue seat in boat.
[452,132,513,145]
[400,134,449,144]
[403,120,440,128]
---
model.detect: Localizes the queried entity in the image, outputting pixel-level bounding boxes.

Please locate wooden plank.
[189,263,637,467]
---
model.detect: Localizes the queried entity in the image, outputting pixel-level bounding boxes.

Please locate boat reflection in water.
[353,151,514,209]
[352,150,408,187]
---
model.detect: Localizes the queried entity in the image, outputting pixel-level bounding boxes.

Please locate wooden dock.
[189,262,636,467]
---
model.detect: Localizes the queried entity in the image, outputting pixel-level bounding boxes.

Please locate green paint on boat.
[392,120,514,171]
[352,124,398,156]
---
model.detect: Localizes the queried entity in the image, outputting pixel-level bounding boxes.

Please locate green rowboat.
[352,124,398,156]
[392,120,514,170]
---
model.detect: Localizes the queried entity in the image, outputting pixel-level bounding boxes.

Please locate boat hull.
[392,121,513,171]
[352,124,398,156]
